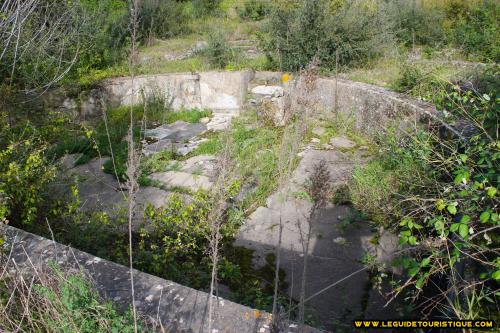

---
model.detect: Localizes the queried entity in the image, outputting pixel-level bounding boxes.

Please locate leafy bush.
[137,191,240,288]
[204,30,236,68]
[237,0,271,21]
[0,134,57,225]
[447,0,499,61]
[385,0,446,47]
[0,0,129,90]
[393,62,425,93]
[261,0,394,71]
[191,0,222,18]
[351,74,499,321]
[136,0,190,44]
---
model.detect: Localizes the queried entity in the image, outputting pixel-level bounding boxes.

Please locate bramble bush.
[135,0,190,44]
[445,0,499,62]
[351,71,499,320]
[204,30,236,69]
[385,0,446,47]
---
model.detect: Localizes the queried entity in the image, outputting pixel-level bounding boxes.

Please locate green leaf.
[415,276,425,289]
[454,170,469,184]
[420,257,431,267]
[460,215,471,224]
[491,213,498,222]
[436,199,446,211]
[400,217,411,226]
[480,211,490,223]
[400,230,411,236]
[447,205,457,215]
[459,224,468,239]
[492,270,500,281]
[459,154,468,163]
[408,236,417,246]
[408,266,420,277]
[450,223,460,232]
[486,187,497,198]
[434,220,444,232]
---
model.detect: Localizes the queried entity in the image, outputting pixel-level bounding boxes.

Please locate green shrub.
[261,0,394,71]
[0,135,57,225]
[393,62,425,93]
[136,0,190,44]
[204,30,236,68]
[191,0,222,18]
[0,0,129,90]
[447,0,499,61]
[140,151,175,175]
[237,0,271,21]
[385,0,446,47]
[352,74,499,322]
[137,192,229,288]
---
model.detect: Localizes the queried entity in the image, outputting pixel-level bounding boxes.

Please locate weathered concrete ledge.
[1,225,322,333]
[290,77,437,133]
[45,70,438,132]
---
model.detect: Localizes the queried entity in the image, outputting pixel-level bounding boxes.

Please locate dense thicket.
[260,0,394,71]
[261,0,499,71]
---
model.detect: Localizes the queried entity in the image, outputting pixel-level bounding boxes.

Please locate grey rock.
[150,171,212,191]
[181,155,217,176]
[329,136,356,149]
[251,85,284,98]
[207,113,233,131]
[144,121,206,141]
[312,126,326,136]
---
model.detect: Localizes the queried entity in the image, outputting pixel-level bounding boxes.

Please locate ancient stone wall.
[1,225,320,333]
[284,76,436,133]
[46,71,437,129]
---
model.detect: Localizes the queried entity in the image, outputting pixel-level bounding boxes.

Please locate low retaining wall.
[46,70,437,130]
[45,71,254,119]
[103,71,253,113]
[1,225,320,333]
[286,77,436,133]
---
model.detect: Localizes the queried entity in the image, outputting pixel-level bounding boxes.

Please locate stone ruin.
[6,70,442,332]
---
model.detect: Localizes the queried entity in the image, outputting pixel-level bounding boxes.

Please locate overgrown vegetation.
[1,0,499,330]
[349,66,499,321]
[236,0,271,21]
[0,263,143,332]
[260,0,498,72]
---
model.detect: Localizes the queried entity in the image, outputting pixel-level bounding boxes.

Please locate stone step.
[180,154,217,177]
[207,113,235,131]
[150,171,212,191]
[234,148,401,330]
